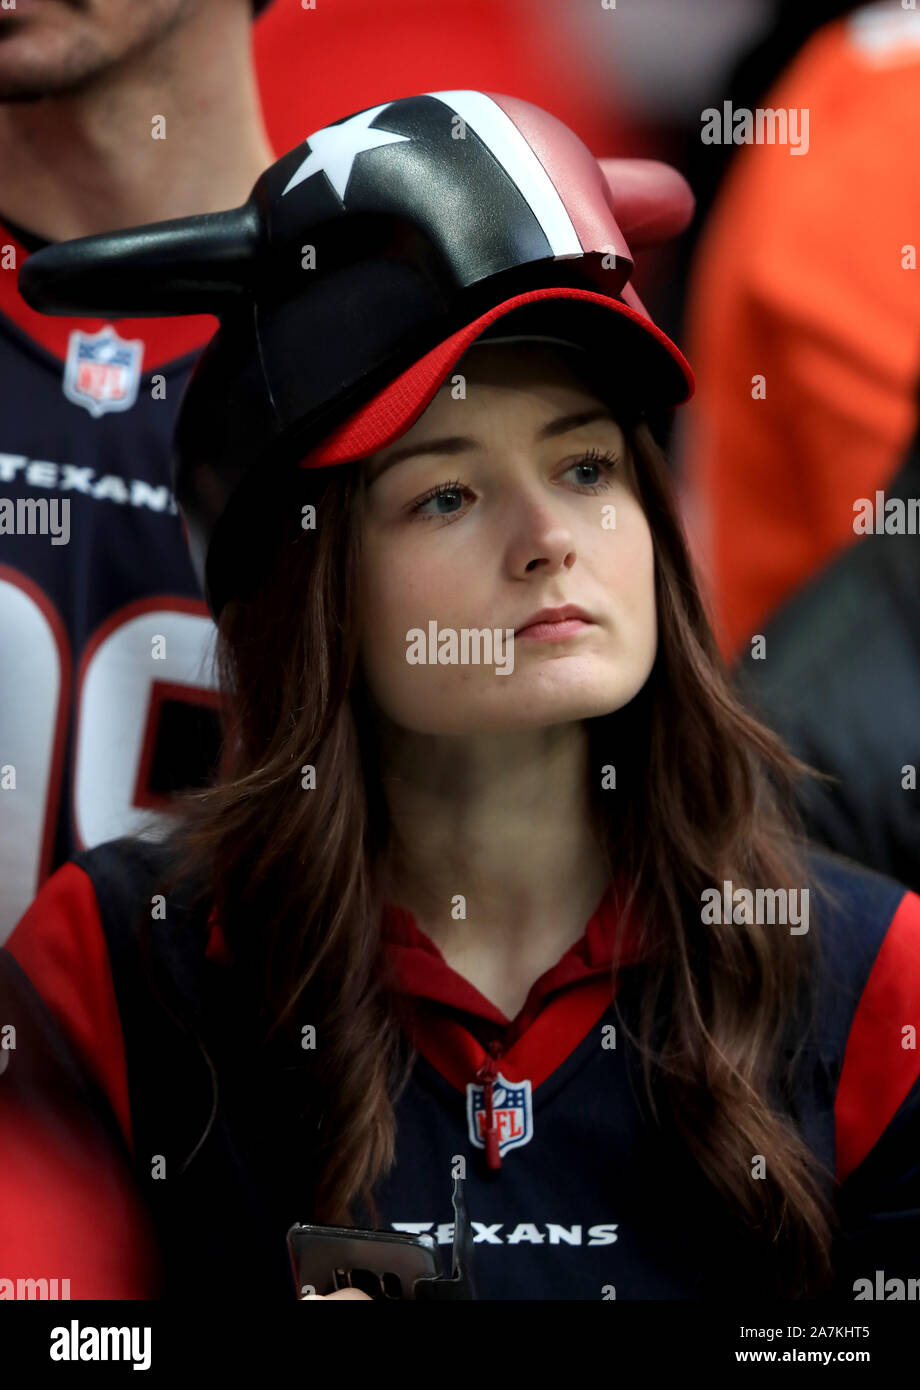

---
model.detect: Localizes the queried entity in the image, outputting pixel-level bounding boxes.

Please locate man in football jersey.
[0,0,275,940]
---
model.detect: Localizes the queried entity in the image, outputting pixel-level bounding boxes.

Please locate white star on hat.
[282,104,410,201]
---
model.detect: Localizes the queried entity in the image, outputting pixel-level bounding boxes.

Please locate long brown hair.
[156,377,841,1296]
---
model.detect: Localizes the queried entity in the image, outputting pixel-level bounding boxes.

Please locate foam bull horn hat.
[19,90,695,617]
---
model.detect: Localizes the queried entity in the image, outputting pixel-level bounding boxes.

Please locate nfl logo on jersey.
[467,1072,533,1158]
[63,325,144,417]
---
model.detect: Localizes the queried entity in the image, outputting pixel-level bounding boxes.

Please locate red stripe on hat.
[299,286,694,468]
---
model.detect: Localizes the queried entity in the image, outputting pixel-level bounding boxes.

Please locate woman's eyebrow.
[365,407,618,486]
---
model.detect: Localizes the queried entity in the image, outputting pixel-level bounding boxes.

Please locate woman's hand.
[302,1288,374,1300]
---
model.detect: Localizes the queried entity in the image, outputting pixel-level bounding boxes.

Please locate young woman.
[3,91,920,1304]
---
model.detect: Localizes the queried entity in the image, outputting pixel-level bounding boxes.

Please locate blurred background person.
[680,0,920,650]
[679,0,920,888]
[736,390,920,892]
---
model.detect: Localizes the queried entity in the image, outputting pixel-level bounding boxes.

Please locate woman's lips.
[515,618,594,642]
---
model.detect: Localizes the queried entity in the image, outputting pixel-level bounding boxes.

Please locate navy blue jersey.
[0,214,222,940]
[2,835,919,1301]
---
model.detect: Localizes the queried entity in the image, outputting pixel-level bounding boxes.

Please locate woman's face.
[357,341,657,736]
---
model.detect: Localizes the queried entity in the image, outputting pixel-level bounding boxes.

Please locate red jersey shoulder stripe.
[835,887,920,1183]
[1,862,162,1296]
[5,861,134,1156]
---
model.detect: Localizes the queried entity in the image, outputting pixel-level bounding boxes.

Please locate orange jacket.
[682,5,920,659]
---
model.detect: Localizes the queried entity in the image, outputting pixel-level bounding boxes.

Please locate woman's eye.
[409,479,469,519]
[561,448,620,492]
[407,448,620,521]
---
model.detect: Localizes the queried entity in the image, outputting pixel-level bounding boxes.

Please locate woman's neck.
[377,717,612,968]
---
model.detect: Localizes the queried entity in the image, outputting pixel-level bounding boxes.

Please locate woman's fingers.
[302,1287,374,1300]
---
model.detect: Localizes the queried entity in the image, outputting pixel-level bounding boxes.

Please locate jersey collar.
[0,214,218,371]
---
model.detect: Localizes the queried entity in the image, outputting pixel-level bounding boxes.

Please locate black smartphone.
[287,1223,442,1300]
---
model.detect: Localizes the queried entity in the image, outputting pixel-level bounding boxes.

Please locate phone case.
[287,1223,441,1300]
[288,1174,476,1300]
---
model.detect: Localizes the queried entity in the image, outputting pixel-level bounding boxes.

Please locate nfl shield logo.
[63,325,144,417]
[467,1071,533,1158]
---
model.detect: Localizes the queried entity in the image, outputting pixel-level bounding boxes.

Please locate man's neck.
[0,6,274,242]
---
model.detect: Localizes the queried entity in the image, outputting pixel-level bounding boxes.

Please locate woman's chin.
[394,686,640,736]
